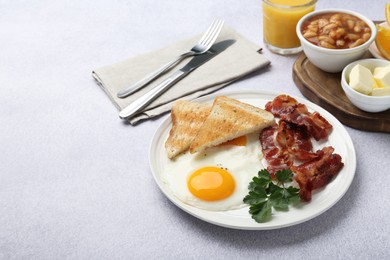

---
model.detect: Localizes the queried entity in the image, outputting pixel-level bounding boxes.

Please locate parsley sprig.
[243,169,300,223]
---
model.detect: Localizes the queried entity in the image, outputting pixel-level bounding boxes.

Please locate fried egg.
[161,133,263,211]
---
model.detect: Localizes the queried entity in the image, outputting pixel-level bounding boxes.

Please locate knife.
[118,40,234,120]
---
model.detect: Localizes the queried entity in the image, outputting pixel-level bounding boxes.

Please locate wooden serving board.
[293,53,390,133]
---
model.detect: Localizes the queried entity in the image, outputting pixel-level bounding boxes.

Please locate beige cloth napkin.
[92,25,270,125]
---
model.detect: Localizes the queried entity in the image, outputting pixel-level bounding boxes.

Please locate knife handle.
[119,70,187,120]
[116,51,194,98]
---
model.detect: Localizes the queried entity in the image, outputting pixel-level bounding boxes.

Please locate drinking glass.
[263,0,317,55]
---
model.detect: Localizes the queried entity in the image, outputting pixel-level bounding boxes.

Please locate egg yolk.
[187,166,235,201]
[220,135,247,146]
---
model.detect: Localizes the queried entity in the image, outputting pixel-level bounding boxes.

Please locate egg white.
[161,133,264,211]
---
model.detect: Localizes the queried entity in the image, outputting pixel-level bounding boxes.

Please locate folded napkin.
[92,25,270,125]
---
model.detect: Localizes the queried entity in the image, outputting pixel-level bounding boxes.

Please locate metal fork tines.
[116,19,224,98]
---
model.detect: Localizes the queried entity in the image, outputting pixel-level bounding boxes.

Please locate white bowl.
[296,9,377,73]
[341,59,390,113]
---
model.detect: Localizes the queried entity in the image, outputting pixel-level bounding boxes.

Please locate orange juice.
[263,0,317,54]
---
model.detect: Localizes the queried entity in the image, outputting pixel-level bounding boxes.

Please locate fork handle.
[117,51,194,98]
[119,70,187,120]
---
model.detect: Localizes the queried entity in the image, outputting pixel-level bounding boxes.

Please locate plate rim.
[148,89,357,230]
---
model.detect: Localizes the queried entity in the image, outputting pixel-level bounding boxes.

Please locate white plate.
[149,90,356,230]
[369,22,389,60]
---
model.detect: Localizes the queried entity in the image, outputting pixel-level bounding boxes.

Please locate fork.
[116,19,224,98]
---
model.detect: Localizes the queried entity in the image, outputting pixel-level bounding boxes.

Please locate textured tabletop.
[1,0,389,259]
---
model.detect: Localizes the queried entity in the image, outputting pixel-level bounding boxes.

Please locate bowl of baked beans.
[296,9,377,73]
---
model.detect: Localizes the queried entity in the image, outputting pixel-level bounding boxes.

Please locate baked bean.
[335,28,346,39]
[323,23,338,33]
[320,41,336,49]
[301,12,372,49]
[318,35,335,45]
[354,24,362,33]
[330,14,342,25]
[350,39,365,48]
[308,24,319,32]
[346,20,355,30]
[346,33,360,40]
[336,40,345,47]
[329,30,337,39]
[318,19,329,28]
[362,32,371,41]
[303,31,317,38]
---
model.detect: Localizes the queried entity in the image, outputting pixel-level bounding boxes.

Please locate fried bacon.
[260,124,291,176]
[260,121,319,176]
[292,146,344,201]
[265,95,333,141]
[275,121,318,161]
[260,94,344,201]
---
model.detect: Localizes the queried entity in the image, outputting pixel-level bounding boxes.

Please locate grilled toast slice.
[189,96,275,153]
[164,100,211,159]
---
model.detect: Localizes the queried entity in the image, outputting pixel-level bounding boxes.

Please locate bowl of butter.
[341,58,390,112]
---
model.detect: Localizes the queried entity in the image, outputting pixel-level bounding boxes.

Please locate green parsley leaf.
[285,186,301,205]
[249,201,272,223]
[275,169,294,183]
[243,168,301,223]
[270,187,289,211]
[243,189,267,205]
[268,181,283,194]
[253,169,272,188]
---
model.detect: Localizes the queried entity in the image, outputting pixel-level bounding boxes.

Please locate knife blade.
[119,39,235,120]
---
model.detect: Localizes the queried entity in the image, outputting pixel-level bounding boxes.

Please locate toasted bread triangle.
[189,96,275,153]
[164,100,211,159]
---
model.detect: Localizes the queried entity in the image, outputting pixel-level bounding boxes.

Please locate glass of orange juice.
[263,0,317,55]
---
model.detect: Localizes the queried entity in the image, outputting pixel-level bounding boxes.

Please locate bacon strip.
[260,121,320,176]
[292,146,344,201]
[265,95,301,117]
[275,121,318,161]
[265,95,333,141]
[259,124,291,176]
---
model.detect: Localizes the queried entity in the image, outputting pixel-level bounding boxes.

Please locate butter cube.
[373,66,385,76]
[373,65,390,89]
[349,64,374,95]
[372,87,390,96]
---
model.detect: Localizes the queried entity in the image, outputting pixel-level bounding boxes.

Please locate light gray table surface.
[1,0,389,259]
